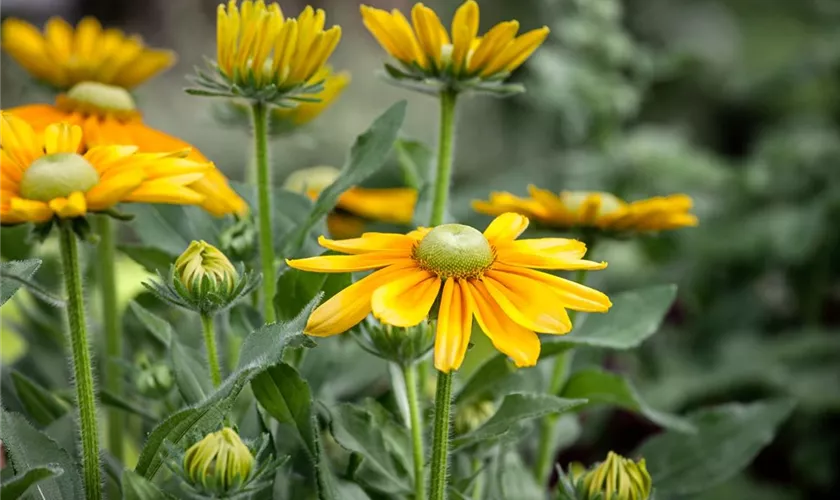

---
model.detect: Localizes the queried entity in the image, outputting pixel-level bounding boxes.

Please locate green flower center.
[413,224,494,279]
[20,153,100,202]
[66,81,136,112]
[562,192,623,216]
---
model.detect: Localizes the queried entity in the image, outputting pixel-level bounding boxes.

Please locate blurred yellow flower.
[1,16,174,90]
[207,1,341,103]
[361,1,549,92]
[272,67,350,127]
[287,213,610,372]
[0,114,209,225]
[473,185,698,233]
[571,452,652,500]
[284,166,417,239]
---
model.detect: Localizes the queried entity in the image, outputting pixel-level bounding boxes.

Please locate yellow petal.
[48,191,87,218]
[434,278,474,373]
[493,264,611,313]
[481,26,549,77]
[371,270,440,327]
[390,9,427,69]
[483,212,529,244]
[304,263,416,336]
[482,272,571,334]
[286,252,412,273]
[468,21,518,73]
[85,169,146,210]
[9,197,53,223]
[451,0,479,72]
[337,187,417,224]
[1,113,42,170]
[412,4,447,69]
[468,280,540,368]
[112,49,176,89]
[495,245,606,271]
[361,6,406,62]
[123,180,205,205]
[317,233,416,254]
[43,122,83,154]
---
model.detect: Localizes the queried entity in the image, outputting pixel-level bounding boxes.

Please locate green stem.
[95,216,124,463]
[471,458,485,500]
[430,90,458,226]
[429,370,453,500]
[251,101,276,323]
[58,222,102,500]
[200,314,222,387]
[535,268,590,484]
[402,363,426,500]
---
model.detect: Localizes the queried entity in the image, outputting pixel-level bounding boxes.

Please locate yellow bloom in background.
[2,18,248,217]
[0,114,209,225]
[1,17,174,90]
[272,67,350,127]
[284,166,417,239]
[201,1,341,104]
[287,213,611,372]
[473,185,699,233]
[361,1,549,93]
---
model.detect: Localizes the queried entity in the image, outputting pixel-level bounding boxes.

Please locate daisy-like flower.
[360,0,549,95]
[191,1,342,106]
[284,166,417,239]
[473,185,699,234]
[271,67,350,128]
[287,213,611,372]
[1,17,247,217]
[0,114,209,225]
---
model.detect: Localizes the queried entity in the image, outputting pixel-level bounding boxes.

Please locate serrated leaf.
[129,301,173,346]
[10,371,70,426]
[0,464,62,500]
[251,362,339,500]
[0,410,84,499]
[282,101,407,256]
[135,296,319,480]
[1,259,42,306]
[170,341,212,405]
[543,285,677,356]
[638,399,795,495]
[452,393,587,450]
[561,369,694,432]
[121,469,174,500]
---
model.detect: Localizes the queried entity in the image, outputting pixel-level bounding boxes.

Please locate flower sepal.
[353,316,434,366]
[381,64,525,98]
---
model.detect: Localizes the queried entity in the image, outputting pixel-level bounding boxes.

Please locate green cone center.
[67,81,136,111]
[414,224,494,279]
[20,153,100,202]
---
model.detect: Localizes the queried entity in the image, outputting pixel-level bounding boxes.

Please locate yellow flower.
[0,114,209,225]
[286,213,611,372]
[572,452,652,500]
[284,166,417,239]
[184,427,254,494]
[1,16,174,90]
[206,1,341,103]
[473,185,699,233]
[361,1,549,92]
[272,67,350,127]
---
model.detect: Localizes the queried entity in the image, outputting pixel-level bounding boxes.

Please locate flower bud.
[283,166,340,200]
[175,240,238,296]
[354,317,434,365]
[134,353,173,399]
[568,452,652,500]
[183,428,254,495]
[454,400,496,435]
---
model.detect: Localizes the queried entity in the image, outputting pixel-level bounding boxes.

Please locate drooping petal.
[492,263,611,312]
[8,197,52,223]
[337,187,417,224]
[483,212,529,244]
[371,269,440,327]
[467,280,540,367]
[434,278,474,372]
[482,272,571,334]
[494,245,606,271]
[317,233,416,254]
[286,252,412,273]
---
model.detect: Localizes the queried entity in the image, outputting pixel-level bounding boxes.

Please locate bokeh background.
[2,0,840,498]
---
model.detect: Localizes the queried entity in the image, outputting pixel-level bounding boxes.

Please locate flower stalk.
[430,89,458,226]
[201,314,222,387]
[251,101,277,323]
[59,221,102,500]
[402,363,426,500]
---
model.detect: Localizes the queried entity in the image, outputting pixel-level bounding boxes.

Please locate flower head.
[184,428,254,495]
[1,16,174,90]
[474,185,698,234]
[565,452,652,500]
[193,1,341,105]
[0,114,209,225]
[271,66,350,128]
[361,1,549,95]
[287,213,611,372]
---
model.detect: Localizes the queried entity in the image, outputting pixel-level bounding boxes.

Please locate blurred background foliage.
[2,0,840,498]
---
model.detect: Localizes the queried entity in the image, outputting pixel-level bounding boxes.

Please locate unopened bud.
[183,428,254,495]
[354,317,434,365]
[568,452,652,500]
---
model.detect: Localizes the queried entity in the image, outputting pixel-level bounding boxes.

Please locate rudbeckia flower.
[191,1,342,106]
[361,1,549,95]
[287,213,611,372]
[1,17,248,217]
[473,185,699,234]
[0,114,209,225]
[284,166,417,239]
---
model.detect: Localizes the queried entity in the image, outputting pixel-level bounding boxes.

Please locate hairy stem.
[251,101,276,323]
[402,363,426,499]
[430,90,458,227]
[429,370,453,500]
[201,314,222,387]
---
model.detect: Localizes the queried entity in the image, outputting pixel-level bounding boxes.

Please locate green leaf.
[498,452,543,500]
[1,259,42,306]
[0,464,62,500]
[274,267,351,323]
[543,285,677,356]
[327,402,412,495]
[99,390,158,421]
[124,204,221,257]
[121,469,174,500]
[561,369,694,432]
[282,101,407,256]
[251,362,339,500]
[10,371,70,426]
[119,245,175,274]
[455,355,516,405]
[129,301,173,346]
[0,410,84,499]
[135,296,319,480]
[452,393,586,450]
[638,399,796,496]
[394,138,432,190]
[170,341,212,405]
